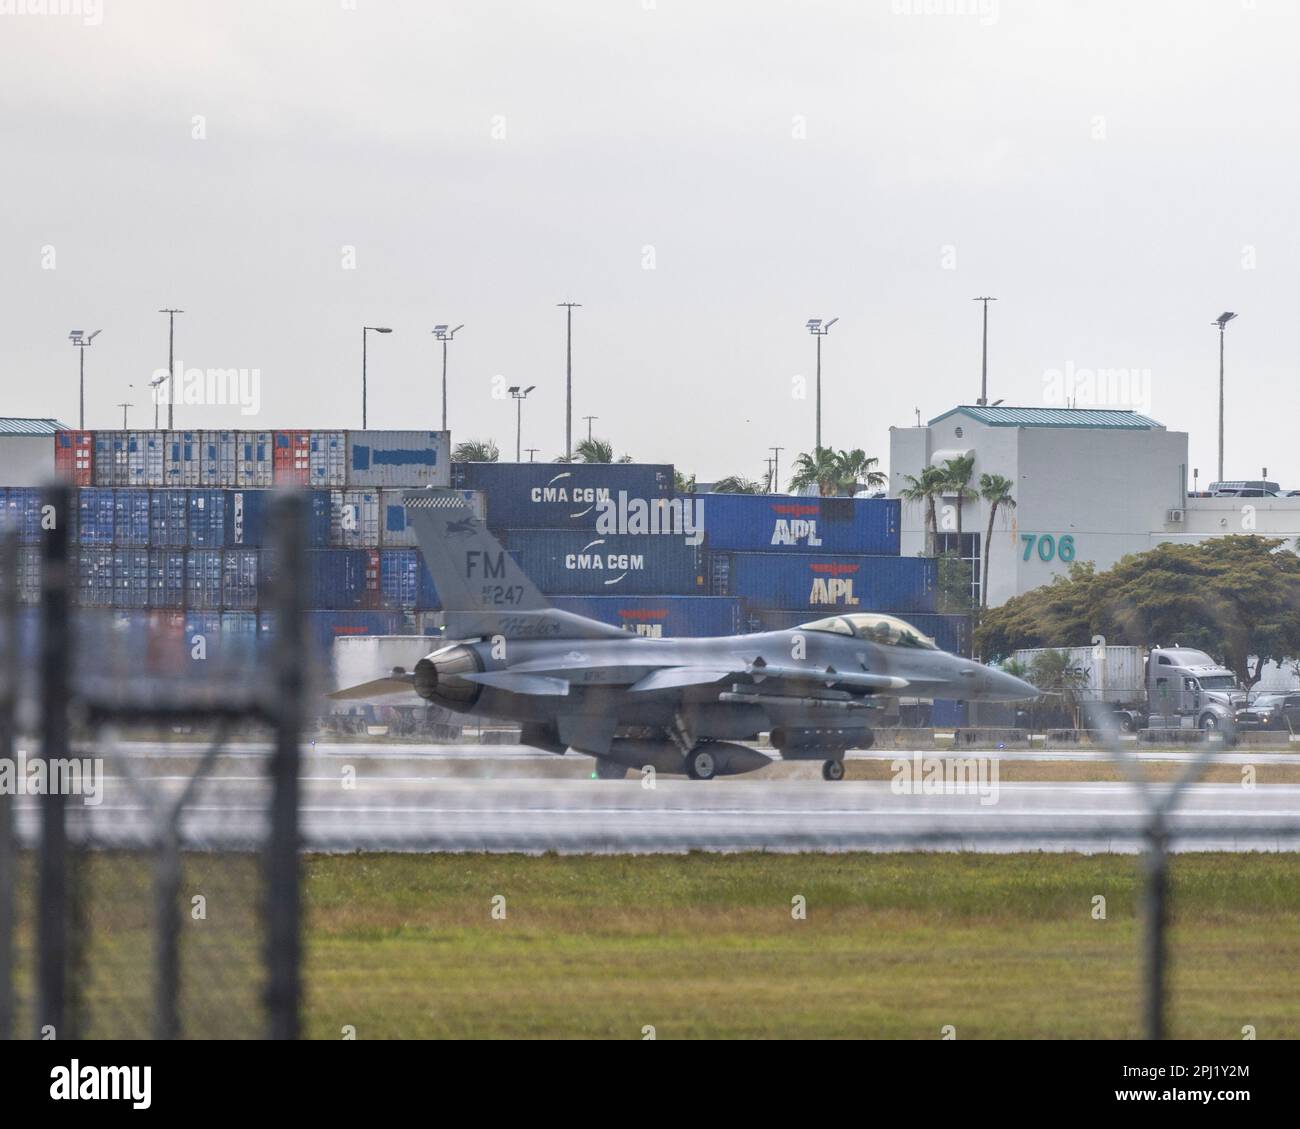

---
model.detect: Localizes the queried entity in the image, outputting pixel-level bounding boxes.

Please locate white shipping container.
[344,430,449,489]
[309,431,347,487]
[200,430,239,487]
[235,430,274,487]
[1011,645,1146,704]
[164,431,203,486]
[127,430,166,486]
[330,490,381,547]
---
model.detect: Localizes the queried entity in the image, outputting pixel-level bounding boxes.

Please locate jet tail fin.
[404,490,627,641]
[404,489,549,613]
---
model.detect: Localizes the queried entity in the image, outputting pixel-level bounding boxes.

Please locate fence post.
[153,829,182,1039]
[36,483,70,1039]
[0,528,17,1040]
[265,491,305,1039]
[1142,816,1169,1040]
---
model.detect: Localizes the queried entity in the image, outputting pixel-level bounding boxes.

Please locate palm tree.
[899,464,946,555]
[836,449,887,496]
[574,437,615,463]
[787,446,841,496]
[674,469,696,494]
[452,438,499,462]
[712,474,767,494]
[939,455,977,543]
[978,472,1016,609]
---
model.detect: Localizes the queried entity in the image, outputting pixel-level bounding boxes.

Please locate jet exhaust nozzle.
[413,645,483,709]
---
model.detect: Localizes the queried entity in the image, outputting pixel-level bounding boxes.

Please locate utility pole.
[116,402,132,429]
[1213,312,1237,483]
[973,297,997,406]
[68,330,102,430]
[361,326,393,429]
[525,448,539,463]
[509,385,535,462]
[433,324,464,432]
[806,318,838,450]
[557,302,581,459]
[770,446,784,494]
[158,309,184,429]
[583,415,598,443]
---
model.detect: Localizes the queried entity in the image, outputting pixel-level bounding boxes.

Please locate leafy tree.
[978,473,1016,608]
[899,464,946,556]
[451,438,499,462]
[1025,649,1092,728]
[787,446,842,496]
[711,474,768,494]
[836,449,887,496]
[674,469,696,494]
[936,549,974,612]
[939,455,977,542]
[975,536,1300,687]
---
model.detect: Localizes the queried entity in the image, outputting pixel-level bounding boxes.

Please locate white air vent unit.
[1166,508,1185,523]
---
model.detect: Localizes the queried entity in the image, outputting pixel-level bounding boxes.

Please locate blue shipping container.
[224,489,331,548]
[305,549,377,609]
[188,490,227,547]
[186,550,224,609]
[457,463,674,530]
[112,548,151,608]
[499,529,703,596]
[548,595,742,638]
[149,490,189,547]
[0,488,43,544]
[222,549,260,610]
[302,610,405,666]
[713,552,936,613]
[76,488,117,545]
[148,549,186,609]
[114,489,152,547]
[693,493,899,555]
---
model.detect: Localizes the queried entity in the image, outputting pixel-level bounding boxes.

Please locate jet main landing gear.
[821,759,846,782]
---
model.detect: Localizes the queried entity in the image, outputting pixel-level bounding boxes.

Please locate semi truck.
[1010,643,1244,732]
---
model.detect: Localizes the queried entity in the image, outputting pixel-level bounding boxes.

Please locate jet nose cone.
[992,671,1039,701]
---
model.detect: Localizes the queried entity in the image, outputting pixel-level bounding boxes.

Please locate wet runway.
[8,740,1300,853]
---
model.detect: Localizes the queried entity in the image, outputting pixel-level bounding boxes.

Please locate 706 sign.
[1021,533,1076,563]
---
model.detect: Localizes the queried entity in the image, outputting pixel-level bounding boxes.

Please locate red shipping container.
[361,547,382,609]
[273,430,310,485]
[54,430,94,485]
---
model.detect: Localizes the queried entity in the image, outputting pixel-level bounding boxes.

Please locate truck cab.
[1146,647,1242,731]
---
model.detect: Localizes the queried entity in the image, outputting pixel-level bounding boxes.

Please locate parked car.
[1236,691,1300,731]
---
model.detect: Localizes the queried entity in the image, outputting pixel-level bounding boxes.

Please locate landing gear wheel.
[686,747,717,781]
[593,757,628,780]
[822,759,846,782]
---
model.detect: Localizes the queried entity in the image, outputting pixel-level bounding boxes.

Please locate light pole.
[158,309,183,429]
[509,385,535,462]
[117,401,133,429]
[362,326,393,429]
[557,302,581,459]
[1212,312,1237,483]
[433,323,464,432]
[806,317,838,451]
[68,329,102,430]
[770,446,784,494]
[973,297,997,405]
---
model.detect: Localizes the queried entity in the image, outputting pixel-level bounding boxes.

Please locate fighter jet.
[331,490,1038,780]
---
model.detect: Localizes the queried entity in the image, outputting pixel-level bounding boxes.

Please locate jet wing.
[327,672,417,700]
[629,662,908,694]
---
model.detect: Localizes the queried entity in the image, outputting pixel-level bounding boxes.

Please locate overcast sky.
[2,0,1296,486]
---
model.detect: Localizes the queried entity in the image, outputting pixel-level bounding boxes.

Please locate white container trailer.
[345,430,449,489]
[1012,644,1146,706]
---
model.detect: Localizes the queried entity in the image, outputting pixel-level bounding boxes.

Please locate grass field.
[301,852,1300,1039]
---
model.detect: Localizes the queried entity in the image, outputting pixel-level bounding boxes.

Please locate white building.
[890,405,1202,607]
